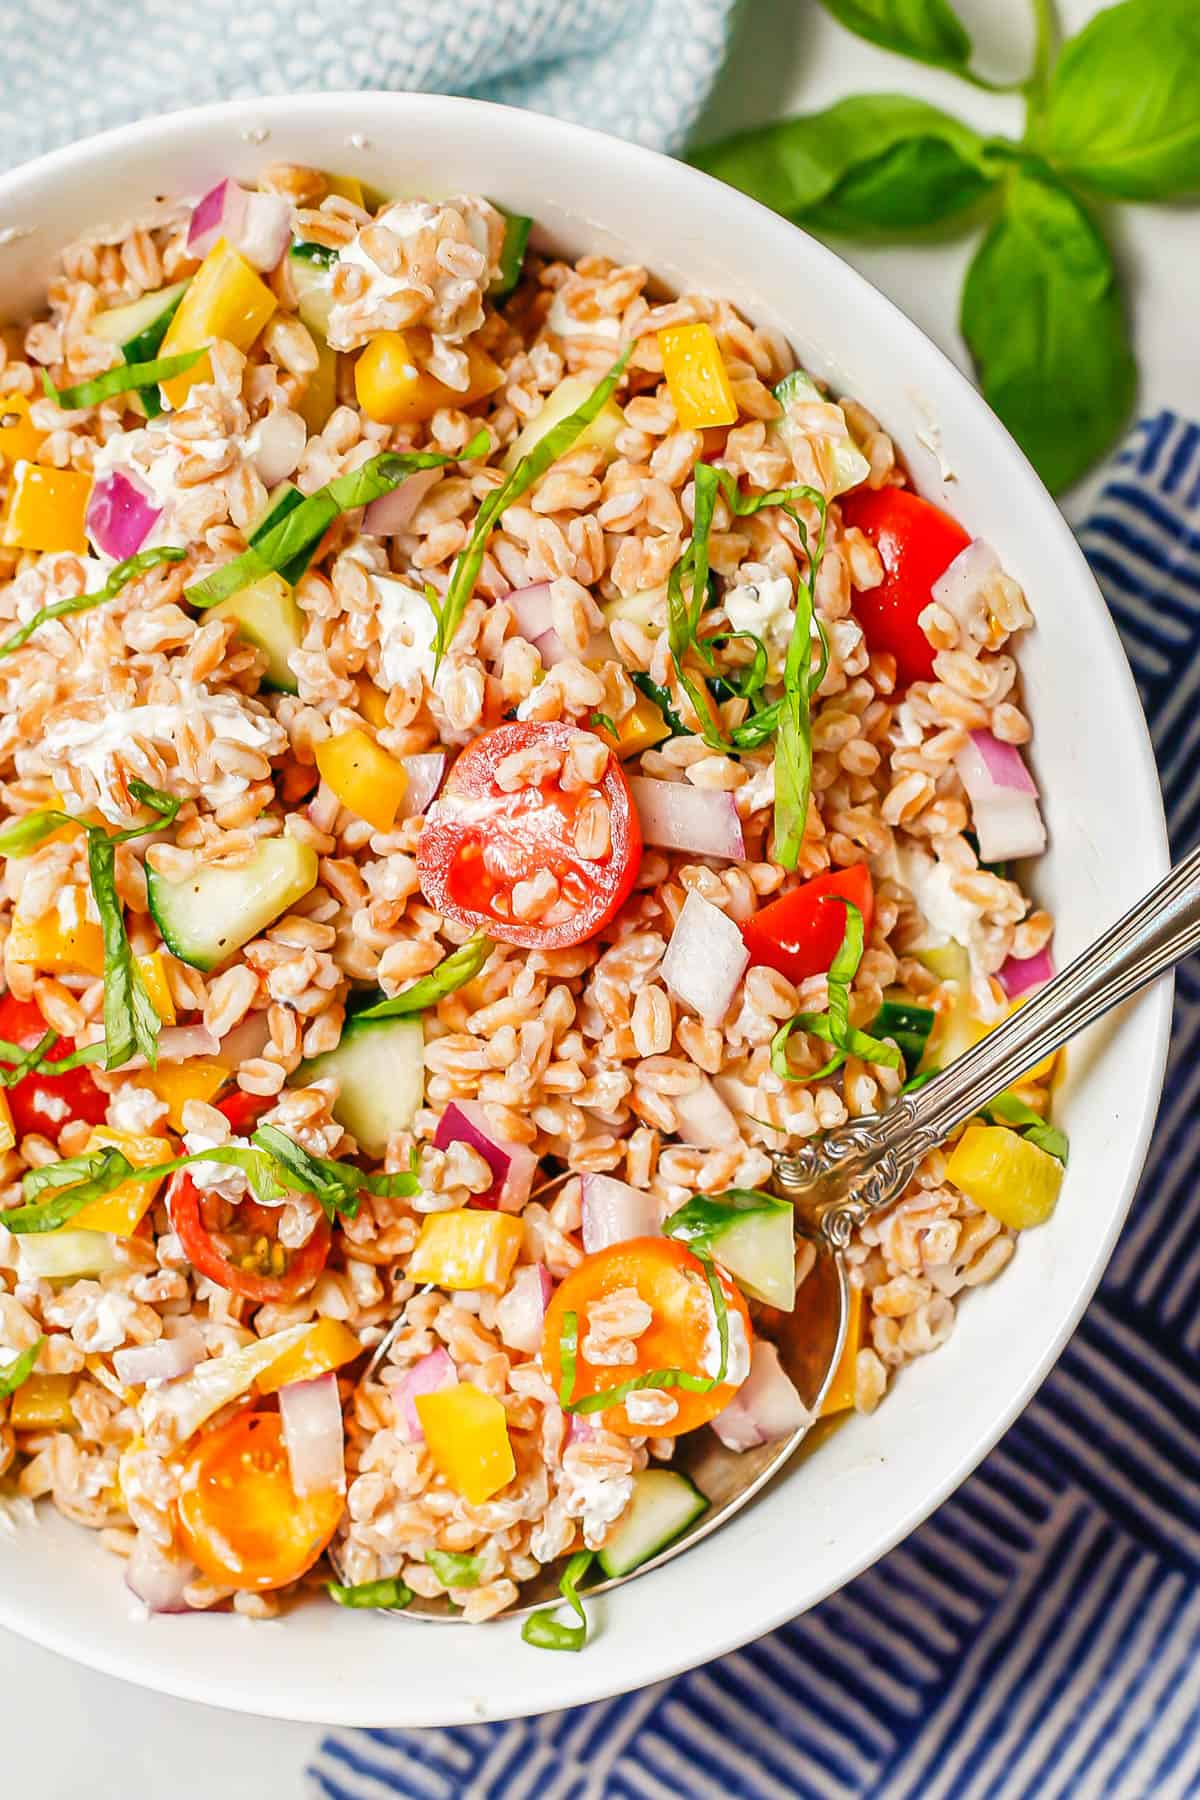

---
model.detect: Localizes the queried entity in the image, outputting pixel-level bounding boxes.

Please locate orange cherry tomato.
[416,721,642,950]
[542,1237,752,1438]
[176,1409,343,1592]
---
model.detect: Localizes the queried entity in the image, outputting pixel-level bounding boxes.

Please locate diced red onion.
[249,410,307,488]
[386,1348,456,1443]
[930,539,1000,630]
[955,733,1046,864]
[114,1325,205,1387]
[363,467,443,536]
[495,1264,554,1354]
[279,1370,345,1497]
[399,753,447,818]
[630,777,745,861]
[116,1023,221,1071]
[581,1172,660,1253]
[434,1098,537,1212]
[566,1413,594,1445]
[125,1532,197,1613]
[660,890,749,1024]
[712,1341,810,1452]
[998,944,1054,998]
[672,1076,740,1148]
[86,470,160,561]
[188,180,290,272]
[967,729,1038,796]
[505,583,553,641]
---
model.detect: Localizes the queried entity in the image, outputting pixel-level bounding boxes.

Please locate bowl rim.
[0,88,1172,1727]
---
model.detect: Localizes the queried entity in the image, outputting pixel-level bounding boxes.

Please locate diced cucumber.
[871,995,935,1077]
[210,572,303,693]
[772,369,870,498]
[92,279,191,418]
[17,1230,122,1281]
[914,940,986,1068]
[501,375,625,476]
[597,1470,708,1579]
[601,584,666,634]
[489,211,532,300]
[288,246,336,337]
[298,1014,424,1157]
[147,838,318,971]
[665,1191,796,1311]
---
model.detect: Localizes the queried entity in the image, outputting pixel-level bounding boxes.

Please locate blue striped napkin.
[309,413,1200,1800]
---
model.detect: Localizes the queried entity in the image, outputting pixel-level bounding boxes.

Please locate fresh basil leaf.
[328,1576,413,1610]
[42,352,204,411]
[8,1147,135,1232]
[805,133,995,235]
[185,436,489,609]
[771,899,904,1082]
[248,1123,419,1220]
[436,348,631,668]
[352,932,493,1022]
[960,165,1136,494]
[87,822,165,1069]
[0,1337,43,1397]
[982,1088,1068,1165]
[1043,0,1200,201]
[0,546,187,660]
[816,0,973,74]
[425,1550,483,1589]
[521,1551,595,1653]
[0,812,70,857]
[558,1257,729,1415]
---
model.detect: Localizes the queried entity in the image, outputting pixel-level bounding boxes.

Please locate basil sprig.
[41,353,204,412]
[185,434,489,609]
[0,547,187,661]
[352,932,492,1023]
[0,1337,43,1398]
[771,898,904,1084]
[328,1576,414,1610]
[521,1550,595,1653]
[557,1256,729,1416]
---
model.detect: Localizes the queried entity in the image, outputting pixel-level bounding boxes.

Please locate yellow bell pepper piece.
[324,173,365,208]
[135,950,176,1024]
[407,1210,524,1294]
[70,1126,171,1237]
[946,1123,1064,1230]
[255,1318,363,1394]
[593,692,672,760]
[1,462,91,554]
[7,885,105,977]
[658,322,738,430]
[355,677,389,729]
[315,727,409,832]
[416,1382,515,1506]
[298,334,339,434]
[820,1281,864,1416]
[0,393,45,468]
[145,1058,228,1131]
[10,1372,75,1431]
[158,238,277,408]
[0,1091,14,1155]
[355,329,503,426]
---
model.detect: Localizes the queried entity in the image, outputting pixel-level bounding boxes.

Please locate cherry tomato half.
[177,1409,344,1592]
[841,487,970,688]
[167,1172,331,1304]
[741,864,874,986]
[417,721,642,950]
[216,1088,273,1136]
[542,1237,752,1438]
[0,992,108,1140]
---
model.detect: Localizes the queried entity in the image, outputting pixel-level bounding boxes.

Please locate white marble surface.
[4,3,1197,1791]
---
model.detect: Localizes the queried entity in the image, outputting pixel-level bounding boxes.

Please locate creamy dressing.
[722,564,796,680]
[91,423,232,555]
[372,573,438,689]
[547,290,622,346]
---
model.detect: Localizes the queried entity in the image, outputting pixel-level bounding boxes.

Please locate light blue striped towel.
[0,0,740,171]
[310,422,1200,1800]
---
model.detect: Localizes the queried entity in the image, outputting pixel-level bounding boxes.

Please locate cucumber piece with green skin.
[489,212,532,299]
[288,246,336,338]
[298,1015,424,1157]
[597,1470,708,1579]
[210,572,303,693]
[772,369,870,499]
[665,1190,796,1310]
[91,279,190,420]
[146,838,318,972]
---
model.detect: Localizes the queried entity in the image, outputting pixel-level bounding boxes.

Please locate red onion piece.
[399,752,447,818]
[660,890,749,1024]
[506,583,553,640]
[125,1532,197,1613]
[930,539,1000,630]
[967,730,1038,796]
[86,470,160,561]
[279,1370,345,1497]
[672,1076,740,1149]
[955,735,1046,864]
[249,410,307,488]
[114,1325,205,1387]
[630,777,746,861]
[363,466,443,536]
[218,1010,272,1067]
[434,1099,537,1212]
[188,179,239,256]
[580,1173,660,1253]
[188,180,290,272]
[566,1412,594,1445]
[712,1341,810,1452]
[495,1264,554,1354]
[386,1347,456,1442]
[998,944,1054,998]
[115,1023,221,1072]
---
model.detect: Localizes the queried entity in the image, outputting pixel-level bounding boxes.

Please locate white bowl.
[0,92,1170,1727]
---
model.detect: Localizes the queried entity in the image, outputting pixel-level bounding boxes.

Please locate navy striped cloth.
[309,414,1200,1800]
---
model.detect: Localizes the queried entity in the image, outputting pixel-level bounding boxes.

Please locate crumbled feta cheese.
[547,290,622,346]
[559,1453,635,1551]
[181,1128,253,1202]
[723,563,796,679]
[82,1290,140,1354]
[372,573,438,690]
[108,1084,170,1136]
[701,1302,751,1386]
[896,845,985,961]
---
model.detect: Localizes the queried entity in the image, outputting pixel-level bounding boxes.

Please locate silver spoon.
[331,839,1200,1619]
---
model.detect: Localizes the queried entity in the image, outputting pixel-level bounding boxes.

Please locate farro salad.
[0,167,1065,1644]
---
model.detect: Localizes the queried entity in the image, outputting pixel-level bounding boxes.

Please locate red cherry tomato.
[0,992,108,1140]
[741,864,875,985]
[417,721,642,949]
[167,1172,331,1304]
[841,487,970,688]
[216,1089,273,1136]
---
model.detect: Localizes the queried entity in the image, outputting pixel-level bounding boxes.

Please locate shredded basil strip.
[0,1033,106,1088]
[185,434,489,609]
[558,1257,729,1416]
[41,352,205,411]
[425,1549,484,1589]
[589,711,618,740]
[629,671,688,738]
[352,932,493,1022]
[0,546,188,660]
[521,1551,595,1653]
[771,898,904,1084]
[0,1337,43,1398]
[328,1576,414,1610]
[983,1089,1069,1165]
[434,347,631,668]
